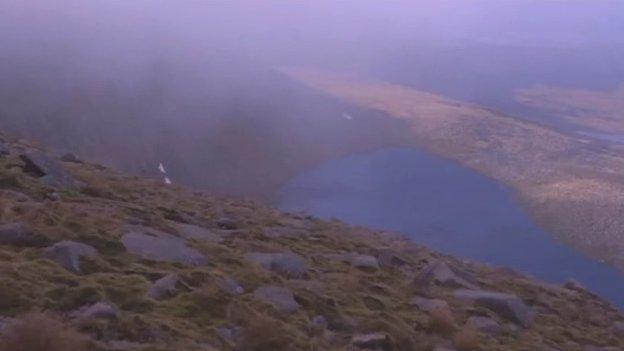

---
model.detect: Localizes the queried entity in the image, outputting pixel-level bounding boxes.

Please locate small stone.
[148,274,186,300]
[246,252,307,278]
[216,217,238,230]
[308,315,328,335]
[253,286,300,314]
[351,332,392,350]
[350,254,380,270]
[217,276,244,295]
[47,192,61,201]
[454,289,533,328]
[60,153,82,163]
[414,260,478,290]
[411,296,449,312]
[70,302,118,320]
[466,316,502,335]
[43,240,97,273]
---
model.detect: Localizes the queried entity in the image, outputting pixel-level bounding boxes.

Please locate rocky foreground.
[0,133,622,351]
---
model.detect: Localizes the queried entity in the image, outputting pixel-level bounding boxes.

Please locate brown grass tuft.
[453,326,481,351]
[427,307,456,335]
[239,314,293,351]
[0,312,89,351]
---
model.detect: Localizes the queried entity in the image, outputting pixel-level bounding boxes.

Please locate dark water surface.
[279,148,624,307]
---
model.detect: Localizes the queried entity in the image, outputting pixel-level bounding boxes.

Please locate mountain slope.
[0,133,622,351]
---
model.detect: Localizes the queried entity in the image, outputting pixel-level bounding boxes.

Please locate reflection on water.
[279,148,624,307]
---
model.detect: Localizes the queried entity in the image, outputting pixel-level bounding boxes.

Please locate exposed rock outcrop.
[43,240,97,273]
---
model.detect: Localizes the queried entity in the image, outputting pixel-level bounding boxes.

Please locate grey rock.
[351,332,392,350]
[217,325,242,344]
[122,226,207,266]
[0,317,13,333]
[410,296,449,312]
[47,192,61,201]
[466,316,502,335]
[414,260,478,289]
[563,279,586,292]
[376,248,408,268]
[174,222,222,243]
[253,286,300,314]
[60,153,82,163]
[70,302,118,320]
[614,321,624,336]
[454,289,533,328]
[350,254,380,270]
[44,240,97,273]
[216,217,238,230]
[309,315,328,335]
[0,222,51,247]
[246,252,307,278]
[0,141,9,156]
[217,276,244,295]
[148,274,186,300]
[20,151,83,189]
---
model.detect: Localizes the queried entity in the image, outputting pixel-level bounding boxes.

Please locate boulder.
[410,296,449,312]
[217,276,244,295]
[174,222,221,243]
[60,153,82,163]
[375,248,409,268]
[121,226,208,266]
[148,274,187,300]
[44,240,97,273]
[351,332,392,350]
[216,217,238,230]
[19,151,83,189]
[414,260,478,290]
[350,254,380,270]
[253,286,300,314]
[466,316,502,335]
[0,222,51,247]
[70,302,118,320]
[217,324,242,344]
[454,289,533,328]
[246,252,307,278]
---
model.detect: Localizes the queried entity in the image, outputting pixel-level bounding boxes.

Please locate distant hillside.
[0,59,408,200]
[0,132,622,350]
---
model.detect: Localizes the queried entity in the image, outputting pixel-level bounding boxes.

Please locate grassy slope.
[0,134,623,350]
[283,68,624,273]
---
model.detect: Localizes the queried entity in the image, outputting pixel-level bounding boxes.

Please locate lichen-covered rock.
[466,316,502,335]
[454,289,534,328]
[411,296,449,312]
[246,252,307,278]
[414,260,478,290]
[122,225,208,266]
[70,302,118,320]
[44,240,97,273]
[148,274,187,300]
[20,151,83,189]
[217,276,244,295]
[0,222,51,247]
[174,222,222,243]
[253,286,300,314]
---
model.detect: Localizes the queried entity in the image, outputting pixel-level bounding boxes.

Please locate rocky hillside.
[0,132,622,351]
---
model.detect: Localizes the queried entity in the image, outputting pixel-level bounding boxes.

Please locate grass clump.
[453,326,481,351]
[427,307,456,336]
[0,312,89,351]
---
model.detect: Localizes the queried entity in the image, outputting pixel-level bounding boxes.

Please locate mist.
[2,0,624,196]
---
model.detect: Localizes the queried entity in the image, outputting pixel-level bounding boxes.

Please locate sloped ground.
[0,133,622,351]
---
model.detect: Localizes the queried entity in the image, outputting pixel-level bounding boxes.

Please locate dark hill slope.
[0,133,622,351]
